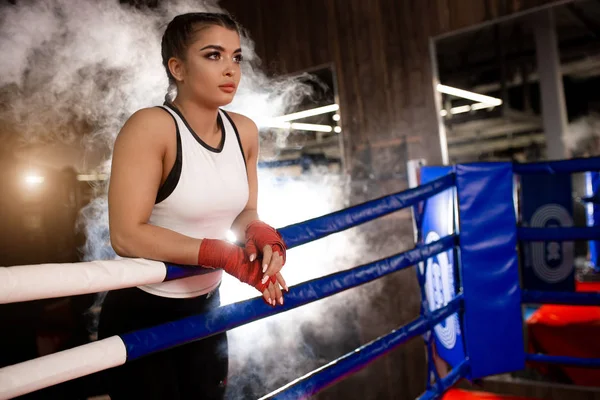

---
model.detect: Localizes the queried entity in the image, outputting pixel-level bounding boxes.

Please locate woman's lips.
[219,84,236,93]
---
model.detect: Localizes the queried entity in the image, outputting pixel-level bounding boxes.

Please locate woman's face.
[174,25,242,107]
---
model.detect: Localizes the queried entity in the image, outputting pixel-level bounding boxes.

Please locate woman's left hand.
[244,221,287,289]
[259,245,288,292]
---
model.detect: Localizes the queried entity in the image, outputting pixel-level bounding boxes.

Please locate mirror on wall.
[432,0,600,164]
[257,64,344,176]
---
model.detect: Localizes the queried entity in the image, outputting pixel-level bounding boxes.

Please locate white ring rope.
[0,258,167,304]
[0,336,126,400]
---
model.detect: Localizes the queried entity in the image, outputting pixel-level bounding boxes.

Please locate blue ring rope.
[522,290,600,306]
[526,354,600,368]
[262,295,464,400]
[163,175,455,281]
[279,173,455,249]
[164,263,215,281]
[122,235,456,361]
[416,359,471,400]
[518,227,600,242]
[513,157,600,174]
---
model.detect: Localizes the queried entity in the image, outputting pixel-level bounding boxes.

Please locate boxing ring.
[2,158,600,399]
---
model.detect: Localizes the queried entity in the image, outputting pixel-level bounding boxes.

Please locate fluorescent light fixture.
[440,101,498,116]
[334,126,342,133]
[290,123,333,133]
[260,120,334,133]
[261,120,292,130]
[450,105,472,114]
[437,84,502,106]
[470,102,496,111]
[273,104,340,122]
[259,104,341,132]
[77,174,109,181]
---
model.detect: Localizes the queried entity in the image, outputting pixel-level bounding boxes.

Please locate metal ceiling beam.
[567,4,600,39]
[448,133,546,158]
[440,38,600,87]
[448,121,542,144]
[470,55,600,93]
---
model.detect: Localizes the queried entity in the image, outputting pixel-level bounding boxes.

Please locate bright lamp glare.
[24,174,44,186]
[226,230,237,243]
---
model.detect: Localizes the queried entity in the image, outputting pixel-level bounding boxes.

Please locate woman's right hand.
[198,238,286,306]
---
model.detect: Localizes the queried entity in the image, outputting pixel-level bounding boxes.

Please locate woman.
[98,12,288,399]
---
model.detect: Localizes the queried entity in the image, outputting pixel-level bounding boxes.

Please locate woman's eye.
[234,54,244,63]
[206,52,221,60]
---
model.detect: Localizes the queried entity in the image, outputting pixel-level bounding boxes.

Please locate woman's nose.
[223,62,236,77]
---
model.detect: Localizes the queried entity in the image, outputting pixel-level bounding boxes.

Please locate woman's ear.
[168,57,185,82]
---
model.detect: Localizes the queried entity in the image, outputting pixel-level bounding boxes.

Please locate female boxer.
[98,12,287,399]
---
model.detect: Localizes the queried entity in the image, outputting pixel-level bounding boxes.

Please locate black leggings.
[98,287,228,400]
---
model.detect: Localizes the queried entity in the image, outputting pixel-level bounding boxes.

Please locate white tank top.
[138,103,249,298]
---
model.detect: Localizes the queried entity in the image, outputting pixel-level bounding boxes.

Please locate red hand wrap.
[244,221,287,264]
[198,239,274,293]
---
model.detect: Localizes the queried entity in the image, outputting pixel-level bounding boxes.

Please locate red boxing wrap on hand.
[244,221,287,264]
[198,239,275,293]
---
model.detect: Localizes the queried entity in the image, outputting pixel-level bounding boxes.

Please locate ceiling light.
[470,102,496,111]
[274,104,340,122]
[450,105,472,114]
[440,102,497,117]
[437,84,502,106]
[261,121,292,130]
[290,123,333,133]
[77,174,109,181]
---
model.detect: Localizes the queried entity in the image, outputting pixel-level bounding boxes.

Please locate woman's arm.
[108,108,201,265]
[229,114,260,241]
[229,113,288,299]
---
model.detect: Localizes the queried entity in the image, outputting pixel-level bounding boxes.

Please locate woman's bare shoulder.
[225,111,258,135]
[225,111,259,158]
[119,107,175,140]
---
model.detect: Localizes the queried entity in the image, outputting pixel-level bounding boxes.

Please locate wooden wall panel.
[224,0,561,182]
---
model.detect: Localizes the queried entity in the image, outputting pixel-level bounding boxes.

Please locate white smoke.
[1,1,160,148]
[564,113,600,157]
[0,0,311,151]
[0,0,313,257]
